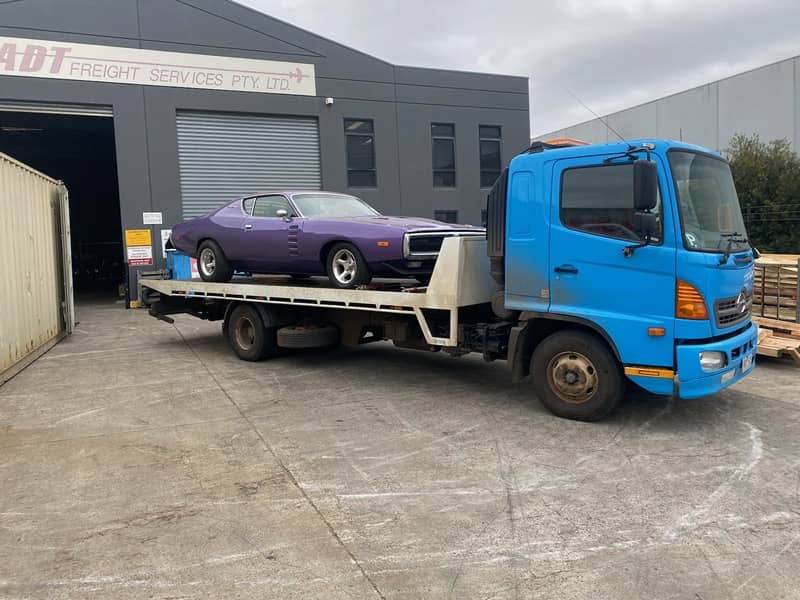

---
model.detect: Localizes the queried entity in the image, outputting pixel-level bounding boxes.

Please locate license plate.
[742,354,754,372]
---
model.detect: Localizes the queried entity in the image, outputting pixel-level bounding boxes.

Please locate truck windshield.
[669,151,749,253]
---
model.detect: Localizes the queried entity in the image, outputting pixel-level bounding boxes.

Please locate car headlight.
[699,351,727,372]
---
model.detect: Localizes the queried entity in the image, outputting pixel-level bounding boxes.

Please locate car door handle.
[554,265,578,274]
[244,224,253,230]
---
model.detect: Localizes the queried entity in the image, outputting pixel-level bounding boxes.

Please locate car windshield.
[292,193,380,217]
[669,151,749,252]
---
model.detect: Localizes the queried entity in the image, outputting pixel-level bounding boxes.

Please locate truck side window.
[560,163,661,242]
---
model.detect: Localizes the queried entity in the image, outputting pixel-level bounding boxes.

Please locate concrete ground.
[1,300,799,600]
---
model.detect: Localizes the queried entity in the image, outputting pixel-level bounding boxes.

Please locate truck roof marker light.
[676,280,708,320]
[542,137,590,147]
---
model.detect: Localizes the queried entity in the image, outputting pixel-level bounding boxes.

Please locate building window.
[435,210,458,223]
[344,119,376,187]
[432,123,456,188]
[479,125,502,188]
[481,208,488,227]
[560,163,662,242]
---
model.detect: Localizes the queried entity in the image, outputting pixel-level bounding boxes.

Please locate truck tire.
[226,304,278,361]
[326,243,371,289]
[277,323,339,349]
[197,239,233,282]
[530,330,622,421]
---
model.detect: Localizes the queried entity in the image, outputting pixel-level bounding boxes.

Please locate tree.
[726,134,800,253]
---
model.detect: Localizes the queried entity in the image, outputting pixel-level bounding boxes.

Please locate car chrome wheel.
[199,247,216,277]
[332,248,357,285]
[546,351,599,404]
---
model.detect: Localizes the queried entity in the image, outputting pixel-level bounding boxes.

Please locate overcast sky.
[236,0,800,137]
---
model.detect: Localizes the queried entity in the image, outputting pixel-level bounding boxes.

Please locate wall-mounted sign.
[126,245,153,266]
[124,228,151,247]
[0,36,316,96]
[143,211,163,225]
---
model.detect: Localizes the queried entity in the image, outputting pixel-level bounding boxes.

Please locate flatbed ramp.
[141,237,499,346]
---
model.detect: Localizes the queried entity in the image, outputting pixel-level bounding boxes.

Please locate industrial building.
[537,55,800,153]
[0,0,529,303]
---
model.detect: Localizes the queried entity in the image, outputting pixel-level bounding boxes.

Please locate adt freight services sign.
[0,36,316,96]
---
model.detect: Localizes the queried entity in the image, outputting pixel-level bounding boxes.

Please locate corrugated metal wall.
[0,153,72,383]
[176,111,321,218]
[535,55,800,153]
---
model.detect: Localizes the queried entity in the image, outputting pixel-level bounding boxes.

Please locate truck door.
[548,156,677,368]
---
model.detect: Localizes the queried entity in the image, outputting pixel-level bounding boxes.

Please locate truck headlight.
[699,351,727,372]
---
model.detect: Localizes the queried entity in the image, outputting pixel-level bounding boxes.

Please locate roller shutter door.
[176,111,321,218]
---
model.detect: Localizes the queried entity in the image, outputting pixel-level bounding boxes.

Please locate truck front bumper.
[675,322,758,399]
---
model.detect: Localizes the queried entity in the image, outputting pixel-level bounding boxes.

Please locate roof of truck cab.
[511,139,725,166]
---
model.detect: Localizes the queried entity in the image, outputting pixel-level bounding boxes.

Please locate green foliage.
[726,134,800,253]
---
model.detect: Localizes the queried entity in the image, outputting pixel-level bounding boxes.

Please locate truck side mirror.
[633,159,658,211]
[634,211,658,240]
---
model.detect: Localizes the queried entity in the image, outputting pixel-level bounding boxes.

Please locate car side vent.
[486,168,508,285]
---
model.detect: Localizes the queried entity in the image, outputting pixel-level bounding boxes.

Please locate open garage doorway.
[0,106,124,304]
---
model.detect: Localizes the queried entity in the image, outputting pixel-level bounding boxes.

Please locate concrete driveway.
[1,301,798,599]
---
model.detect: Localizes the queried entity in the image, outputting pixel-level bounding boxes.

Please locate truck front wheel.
[530,330,622,421]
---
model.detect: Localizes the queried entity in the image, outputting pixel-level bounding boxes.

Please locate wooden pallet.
[753,316,800,363]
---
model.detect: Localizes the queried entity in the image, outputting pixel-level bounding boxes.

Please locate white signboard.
[143,211,163,225]
[0,36,316,96]
[126,245,153,266]
[160,229,172,259]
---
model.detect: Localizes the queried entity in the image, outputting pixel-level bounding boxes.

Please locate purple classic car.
[170,191,485,288]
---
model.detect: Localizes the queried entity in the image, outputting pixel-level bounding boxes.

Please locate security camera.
[324,97,334,106]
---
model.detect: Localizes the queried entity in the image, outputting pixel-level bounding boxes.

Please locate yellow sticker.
[125,228,152,246]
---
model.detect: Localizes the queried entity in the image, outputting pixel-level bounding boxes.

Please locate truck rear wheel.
[530,330,622,421]
[226,304,278,361]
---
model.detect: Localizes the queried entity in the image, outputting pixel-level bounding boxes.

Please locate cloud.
[235,0,800,136]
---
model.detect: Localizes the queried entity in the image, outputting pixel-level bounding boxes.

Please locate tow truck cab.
[489,138,757,402]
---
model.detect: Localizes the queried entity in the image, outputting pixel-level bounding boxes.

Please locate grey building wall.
[0,0,529,266]
[537,55,799,154]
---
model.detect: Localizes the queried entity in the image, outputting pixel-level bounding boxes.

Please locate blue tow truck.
[143,137,757,421]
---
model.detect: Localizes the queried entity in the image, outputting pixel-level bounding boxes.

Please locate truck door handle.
[554,265,578,274]
[244,224,253,230]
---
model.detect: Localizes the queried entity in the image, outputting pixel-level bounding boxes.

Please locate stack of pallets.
[752,254,798,322]
[751,255,799,363]
[753,317,800,363]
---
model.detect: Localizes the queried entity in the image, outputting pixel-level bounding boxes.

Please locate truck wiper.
[718,232,750,265]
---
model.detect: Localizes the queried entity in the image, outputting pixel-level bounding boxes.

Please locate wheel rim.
[200,247,216,277]
[546,351,599,404]
[332,248,357,285]
[234,316,255,350]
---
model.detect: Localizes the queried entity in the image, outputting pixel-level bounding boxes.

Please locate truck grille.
[404,231,485,257]
[714,289,752,328]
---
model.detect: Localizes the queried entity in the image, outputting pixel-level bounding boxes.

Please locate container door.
[548,156,677,367]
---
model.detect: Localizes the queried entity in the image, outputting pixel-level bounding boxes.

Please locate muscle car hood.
[328,215,484,232]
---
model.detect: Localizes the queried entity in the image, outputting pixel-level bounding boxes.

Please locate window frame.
[252,194,296,219]
[479,125,502,189]
[434,209,459,224]
[344,118,377,189]
[558,161,663,245]
[431,122,457,188]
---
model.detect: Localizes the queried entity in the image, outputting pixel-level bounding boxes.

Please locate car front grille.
[714,289,753,329]
[404,231,485,258]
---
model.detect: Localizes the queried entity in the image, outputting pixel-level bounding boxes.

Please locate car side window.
[252,195,294,218]
[242,197,256,215]
[560,163,662,243]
